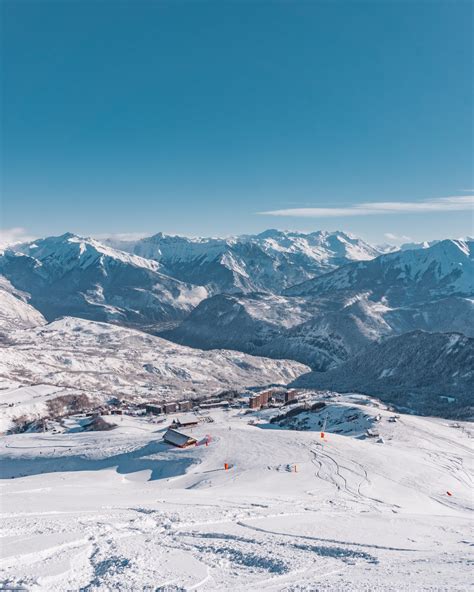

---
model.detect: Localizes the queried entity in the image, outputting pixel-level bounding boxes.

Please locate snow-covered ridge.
[167,238,474,370]
[286,239,474,305]
[0,233,209,326]
[293,330,474,418]
[13,232,162,275]
[106,229,382,293]
[0,315,309,430]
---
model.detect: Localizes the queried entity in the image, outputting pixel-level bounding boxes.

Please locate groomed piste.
[1,395,472,591]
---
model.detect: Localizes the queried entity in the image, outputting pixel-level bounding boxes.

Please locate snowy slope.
[164,293,388,369]
[0,233,208,328]
[165,289,474,369]
[293,331,474,418]
[108,229,381,294]
[0,316,308,429]
[0,399,472,590]
[286,239,474,305]
[0,276,46,334]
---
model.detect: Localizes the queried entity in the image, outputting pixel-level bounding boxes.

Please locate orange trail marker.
[224,463,229,470]
[320,432,325,439]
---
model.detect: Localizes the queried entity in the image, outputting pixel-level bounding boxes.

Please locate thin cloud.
[0,227,35,249]
[93,232,151,242]
[384,233,412,243]
[259,195,474,218]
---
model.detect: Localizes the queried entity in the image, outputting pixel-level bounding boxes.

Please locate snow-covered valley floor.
[1,398,472,591]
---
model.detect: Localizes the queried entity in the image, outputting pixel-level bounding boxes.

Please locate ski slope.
[0,395,472,591]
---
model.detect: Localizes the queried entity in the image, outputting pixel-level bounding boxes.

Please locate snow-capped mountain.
[166,240,474,369]
[286,239,474,306]
[292,331,474,418]
[2,230,472,394]
[108,229,382,294]
[0,233,208,329]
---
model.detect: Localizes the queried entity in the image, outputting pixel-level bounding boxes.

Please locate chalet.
[163,402,178,414]
[163,428,197,448]
[145,404,163,415]
[171,419,199,429]
[178,401,193,412]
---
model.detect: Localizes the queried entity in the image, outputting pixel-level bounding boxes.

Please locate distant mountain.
[165,290,474,369]
[399,240,440,251]
[162,292,321,363]
[285,239,474,306]
[0,233,207,329]
[166,240,474,369]
[163,292,391,369]
[292,331,474,419]
[107,229,382,294]
[3,230,472,387]
[0,276,45,335]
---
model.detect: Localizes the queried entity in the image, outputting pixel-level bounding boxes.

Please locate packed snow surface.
[0,397,472,591]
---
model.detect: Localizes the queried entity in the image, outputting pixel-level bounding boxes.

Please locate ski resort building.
[163,402,178,414]
[178,401,193,412]
[171,419,199,429]
[163,428,197,448]
[249,395,261,409]
[199,400,230,409]
[284,390,299,404]
[145,404,163,415]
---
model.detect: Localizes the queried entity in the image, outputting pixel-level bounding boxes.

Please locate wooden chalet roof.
[163,428,197,447]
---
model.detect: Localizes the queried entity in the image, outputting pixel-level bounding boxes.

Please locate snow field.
[0,400,472,591]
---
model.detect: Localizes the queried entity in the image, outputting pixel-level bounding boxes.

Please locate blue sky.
[1,0,472,245]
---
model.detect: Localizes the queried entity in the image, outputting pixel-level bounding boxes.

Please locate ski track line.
[1,538,91,569]
[236,520,419,552]
[310,445,387,512]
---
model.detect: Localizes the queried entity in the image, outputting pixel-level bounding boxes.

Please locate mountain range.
[165,239,473,369]
[106,229,381,294]
[0,233,207,330]
[1,229,472,418]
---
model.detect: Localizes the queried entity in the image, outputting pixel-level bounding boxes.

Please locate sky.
[1,0,473,246]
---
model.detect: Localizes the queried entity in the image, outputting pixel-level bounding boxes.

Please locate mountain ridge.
[292,330,474,418]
